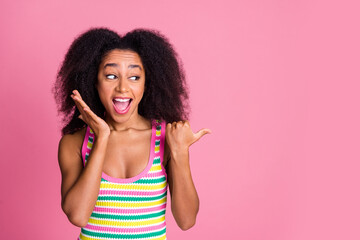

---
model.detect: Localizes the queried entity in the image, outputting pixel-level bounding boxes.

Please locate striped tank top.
[78,119,168,240]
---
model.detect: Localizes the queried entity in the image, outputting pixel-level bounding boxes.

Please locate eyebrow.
[104,63,142,71]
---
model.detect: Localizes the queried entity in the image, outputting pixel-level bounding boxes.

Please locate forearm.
[168,151,199,230]
[62,136,109,227]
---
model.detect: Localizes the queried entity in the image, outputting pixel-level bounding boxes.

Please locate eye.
[106,74,117,80]
[129,76,140,81]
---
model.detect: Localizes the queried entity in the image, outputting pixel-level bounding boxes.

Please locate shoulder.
[59,127,87,149]
[58,127,87,163]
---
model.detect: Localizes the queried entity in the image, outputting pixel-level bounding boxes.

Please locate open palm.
[71,90,110,138]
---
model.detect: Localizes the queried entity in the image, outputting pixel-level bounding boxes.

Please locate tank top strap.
[159,120,167,180]
[148,119,167,180]
[81,125,94,167]
[153,119,166,165]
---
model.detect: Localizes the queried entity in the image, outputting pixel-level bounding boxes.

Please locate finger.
[72,95,100,126]
[71,95,88,119]
[176,121,183,128]
[72,95,89,110]
[83,107,100,122]
[193,128,212,142]
[72,96,94,122]
[71,94,92,126]
[72,89,83,99]
[172,122,177,129]
[183,120,190,127]
[71,94,83,112]
[76,104,99,126]
[72,90,88,109]
[76,105,90,125]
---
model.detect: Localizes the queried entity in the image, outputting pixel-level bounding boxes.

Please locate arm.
[165,145,199,230]
[59,90,110,227]
[59,133,109,227]
[165,120,211,230]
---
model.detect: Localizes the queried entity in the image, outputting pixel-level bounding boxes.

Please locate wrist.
[95,133,110,143]
[170,149,189,163]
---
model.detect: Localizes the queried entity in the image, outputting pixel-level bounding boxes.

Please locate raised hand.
[165,120,211,157]
[70,90,110,139]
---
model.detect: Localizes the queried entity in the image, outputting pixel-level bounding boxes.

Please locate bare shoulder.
[58,127,87,158]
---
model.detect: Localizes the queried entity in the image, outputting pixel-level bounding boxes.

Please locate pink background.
[1,0,359,239]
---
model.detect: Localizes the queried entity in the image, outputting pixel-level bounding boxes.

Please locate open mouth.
[112,97,132,114]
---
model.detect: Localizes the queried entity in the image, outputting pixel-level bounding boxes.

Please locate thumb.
[78,114,84,121]
[193,128,212,143]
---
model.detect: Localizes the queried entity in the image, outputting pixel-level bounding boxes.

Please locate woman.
[53,27,211,240]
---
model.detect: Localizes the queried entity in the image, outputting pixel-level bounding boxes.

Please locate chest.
[102,129,152,179]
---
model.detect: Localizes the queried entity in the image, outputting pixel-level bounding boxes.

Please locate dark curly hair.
[53,27,189,136]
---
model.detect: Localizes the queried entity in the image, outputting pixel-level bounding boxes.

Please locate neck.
[104,112,150,132]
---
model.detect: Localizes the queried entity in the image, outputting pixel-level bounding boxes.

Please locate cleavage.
[102,129,151,179]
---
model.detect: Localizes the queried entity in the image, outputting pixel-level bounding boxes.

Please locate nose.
[116,78,129,93]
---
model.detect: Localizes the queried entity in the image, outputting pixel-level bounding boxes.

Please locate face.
[96,49,145,123]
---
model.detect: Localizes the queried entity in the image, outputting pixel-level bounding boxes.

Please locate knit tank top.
[78,119,168,240]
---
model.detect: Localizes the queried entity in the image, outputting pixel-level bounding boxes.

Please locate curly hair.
[53,27,189,136]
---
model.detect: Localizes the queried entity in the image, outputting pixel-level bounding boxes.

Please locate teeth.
[114,98,130,102]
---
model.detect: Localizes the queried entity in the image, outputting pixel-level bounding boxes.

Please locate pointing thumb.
[194,128,212,142]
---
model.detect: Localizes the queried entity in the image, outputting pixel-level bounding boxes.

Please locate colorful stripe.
[93,205,166,215]
[80,228,166,239]
[79,120,167,240]
[84,221,166,233]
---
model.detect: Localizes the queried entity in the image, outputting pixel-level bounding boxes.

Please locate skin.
[58,49,211,230]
